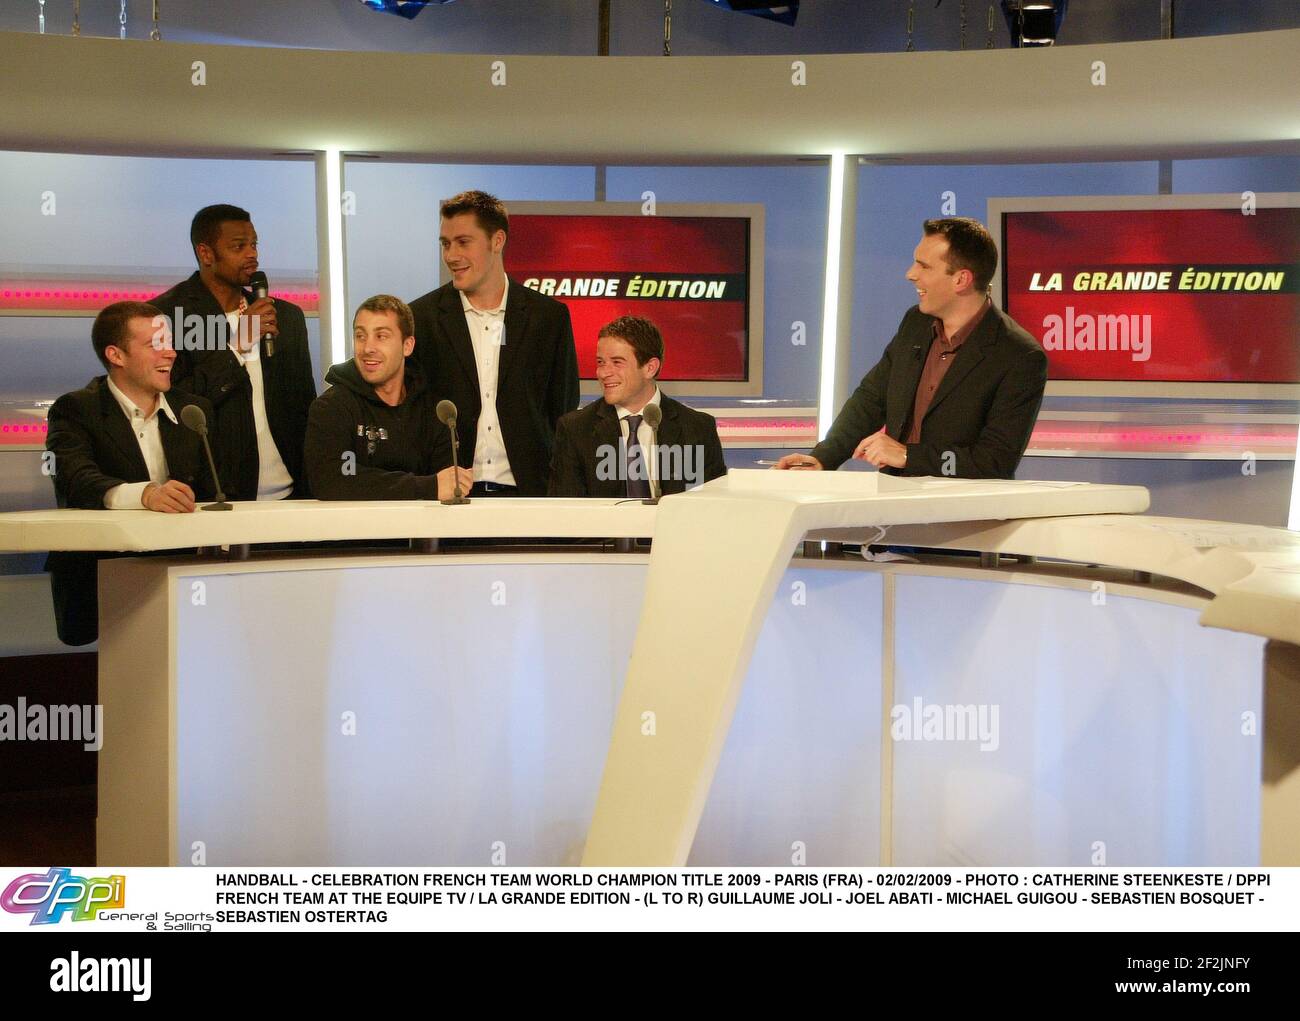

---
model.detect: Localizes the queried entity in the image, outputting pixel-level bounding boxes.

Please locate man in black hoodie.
[305,295,473,501]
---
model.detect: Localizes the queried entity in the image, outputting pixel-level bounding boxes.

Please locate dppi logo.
[1,867,125,924]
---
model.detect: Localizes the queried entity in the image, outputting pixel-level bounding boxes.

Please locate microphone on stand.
[641,403,662,505]
[248,270,274,357]
[180,404,233,511]
[435,399,470,505]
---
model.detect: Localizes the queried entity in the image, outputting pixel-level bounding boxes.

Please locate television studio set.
[0,0,1297,960]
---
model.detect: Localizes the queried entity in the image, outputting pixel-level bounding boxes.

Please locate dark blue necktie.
[625,414,651,499]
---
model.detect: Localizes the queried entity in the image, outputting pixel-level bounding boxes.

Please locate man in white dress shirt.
[43,301,216,643]
[152,204,317,501]
[548,316,727,498]
[408,191,580,497]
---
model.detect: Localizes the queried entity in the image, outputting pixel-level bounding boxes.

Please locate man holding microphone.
[153,204,317,501]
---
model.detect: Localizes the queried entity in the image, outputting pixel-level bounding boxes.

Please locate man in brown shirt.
[903,295,992,447]
[776,217,1047,479]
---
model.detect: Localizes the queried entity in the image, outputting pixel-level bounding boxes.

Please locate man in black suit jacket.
[549,316,727,498]
[777,217,1047,479]
[44,302,216,645]
[152,204,317,501]
[408,191,579,497]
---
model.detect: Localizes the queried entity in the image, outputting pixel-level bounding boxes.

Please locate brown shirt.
[904,299,992,445]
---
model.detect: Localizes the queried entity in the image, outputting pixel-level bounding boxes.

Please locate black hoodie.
[304,359,452,500]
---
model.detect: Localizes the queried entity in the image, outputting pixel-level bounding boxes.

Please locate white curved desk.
[1,473,1296,867]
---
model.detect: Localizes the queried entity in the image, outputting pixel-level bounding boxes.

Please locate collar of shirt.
[616,386,661,422]
[932,296,992,350]
[106,376,177,425]
[459,276,509,318]
[227,296,259,363]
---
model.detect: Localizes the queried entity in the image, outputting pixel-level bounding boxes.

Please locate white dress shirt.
[460,281,515,486]
[226,306,294,501]
[616,386,661,489]
[102,377,176,509]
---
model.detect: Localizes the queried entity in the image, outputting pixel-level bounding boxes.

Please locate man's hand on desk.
[773,453,823,470]
[436,466,475,502]
[853,427,907,469]
[142,480,197,513]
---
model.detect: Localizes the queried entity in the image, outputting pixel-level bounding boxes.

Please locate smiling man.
[43,301,216,644]
[408,191,579,497]
[549,316,726,498]
[776,217,1047,479]
[304,295,472,501]
[152,204,317,502]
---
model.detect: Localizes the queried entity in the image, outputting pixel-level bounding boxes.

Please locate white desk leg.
[97,558,175,865]
[582,496,801,866]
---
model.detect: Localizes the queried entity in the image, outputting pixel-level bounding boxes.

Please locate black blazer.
[812,305,1048,479]
[152,271,317,500]
[408,280,579,496]
[548,393,728,498]
[43,377,216,646]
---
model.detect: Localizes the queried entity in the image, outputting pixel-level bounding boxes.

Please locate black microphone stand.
[441,419,470,506]
[198,434,233,511]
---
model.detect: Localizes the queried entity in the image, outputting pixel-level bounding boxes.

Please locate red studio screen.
[505,214,751,382]
[1002,207,1299,383]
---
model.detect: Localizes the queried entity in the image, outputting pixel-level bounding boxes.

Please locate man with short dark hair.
[304,295,472,501]
[408,190,579,497]
[152,204,317,501]
[549,315,727,498]
[44,301,216,644]
[776,217,1047,479]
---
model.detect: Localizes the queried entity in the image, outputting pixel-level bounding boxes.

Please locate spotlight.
[707,1,800,27]
[357,0,456,21]
[1001,0,1068,47]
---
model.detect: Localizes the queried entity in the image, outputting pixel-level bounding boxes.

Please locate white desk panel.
[94,553,1271,868]
[152,557,886,867]
[891,574,1264,867]
[689,567,885,867]
[174,560,640,866]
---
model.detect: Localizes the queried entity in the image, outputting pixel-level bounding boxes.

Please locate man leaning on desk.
[775,217,1047,479]
[44,301,216,646]
[304,294,473,501]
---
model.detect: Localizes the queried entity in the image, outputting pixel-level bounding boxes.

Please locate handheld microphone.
[180,403,233,511]
[641,403,662,505]
[435,399,469,505]
[248,270,273,357]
